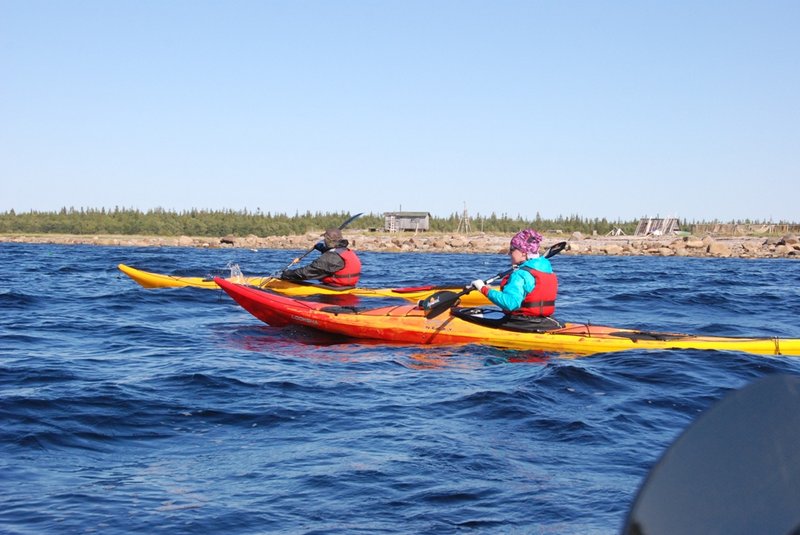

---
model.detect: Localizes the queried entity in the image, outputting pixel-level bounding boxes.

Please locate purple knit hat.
[510,229,542,254]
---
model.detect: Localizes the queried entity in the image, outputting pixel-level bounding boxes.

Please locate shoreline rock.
[1,231,798,259]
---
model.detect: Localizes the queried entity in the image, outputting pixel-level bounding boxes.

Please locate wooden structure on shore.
[384,212,431,232]
[635,217,681,236]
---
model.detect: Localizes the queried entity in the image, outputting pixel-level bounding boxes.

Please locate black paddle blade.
[338,212,364,230]
[545,240,567,258]
[624,374,800,535]
[420,290,464,319]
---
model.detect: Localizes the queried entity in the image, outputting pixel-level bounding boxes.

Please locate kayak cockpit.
[450,307,565,333]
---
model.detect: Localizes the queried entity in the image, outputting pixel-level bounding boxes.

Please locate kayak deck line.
[214,278,800,357]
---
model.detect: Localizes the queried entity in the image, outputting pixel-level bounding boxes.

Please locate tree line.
[0,207,790,237]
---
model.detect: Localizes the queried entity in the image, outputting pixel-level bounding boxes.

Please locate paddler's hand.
[470,279,485,291]
[313,241,326,253]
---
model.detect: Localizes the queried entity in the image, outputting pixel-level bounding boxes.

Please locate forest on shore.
[0,208,793,237]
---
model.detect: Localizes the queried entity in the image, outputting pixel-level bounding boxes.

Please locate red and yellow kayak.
[118,263,492,306]
[215,278,800,357]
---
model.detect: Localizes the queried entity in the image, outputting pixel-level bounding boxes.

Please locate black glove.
[313,241,327,253]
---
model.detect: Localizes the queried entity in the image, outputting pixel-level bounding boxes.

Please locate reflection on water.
[220,324,560,370]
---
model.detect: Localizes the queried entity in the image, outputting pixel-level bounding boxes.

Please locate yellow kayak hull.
[117,263,492,306]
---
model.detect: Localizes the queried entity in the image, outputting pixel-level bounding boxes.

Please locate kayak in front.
[118,263,492,305]
[215,278,800,357]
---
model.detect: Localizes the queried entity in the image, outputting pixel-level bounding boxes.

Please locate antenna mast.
[457,202,471,234]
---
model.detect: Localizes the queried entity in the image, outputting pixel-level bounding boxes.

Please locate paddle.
[623,374,800,535]
[420,240,567,319]
[260,212,364,287]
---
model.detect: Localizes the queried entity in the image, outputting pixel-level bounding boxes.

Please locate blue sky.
[2,1,798,222]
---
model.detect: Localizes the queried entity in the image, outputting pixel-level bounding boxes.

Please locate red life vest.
[321,248,362,287]
[500,267,558,317]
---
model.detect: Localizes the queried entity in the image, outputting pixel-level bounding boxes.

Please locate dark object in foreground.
[623,374,800,535]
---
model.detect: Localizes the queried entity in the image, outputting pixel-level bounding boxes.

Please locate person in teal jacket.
[471,229,558,317]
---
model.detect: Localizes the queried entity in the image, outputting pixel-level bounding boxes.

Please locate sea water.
[2,243,799,534]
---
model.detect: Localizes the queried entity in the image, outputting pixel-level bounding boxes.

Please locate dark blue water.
[2,243,799,534]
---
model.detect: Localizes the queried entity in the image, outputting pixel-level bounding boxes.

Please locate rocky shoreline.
[1,231,798,259]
